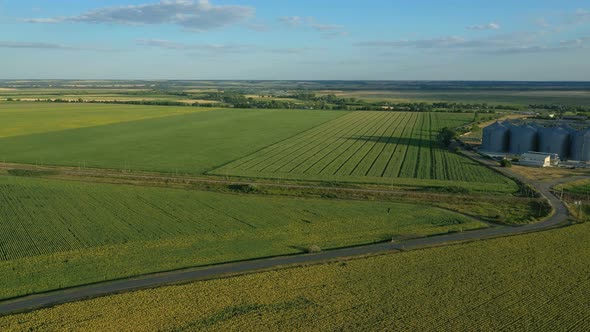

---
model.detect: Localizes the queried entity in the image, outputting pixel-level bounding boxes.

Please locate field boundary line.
[219,111,352,171]
[246,112,365,172]
[293,112,388,174]
[363,112,408,177]
[311,112,387,175]
[330,112,393,175]
[347,112,402,176]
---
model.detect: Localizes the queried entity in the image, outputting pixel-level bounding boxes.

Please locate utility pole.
[574,200,583,223]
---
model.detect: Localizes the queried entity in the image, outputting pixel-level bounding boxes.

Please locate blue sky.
[0,0,589,80]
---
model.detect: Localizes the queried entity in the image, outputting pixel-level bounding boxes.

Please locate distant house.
[520,152,554,167]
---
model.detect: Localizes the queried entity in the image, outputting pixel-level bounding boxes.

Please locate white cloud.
[467,22,500,30]
[24,0,254,31]
[268,47,320,54]
[278,16,304,27]
[136,39,254,52]
[355,36,509,49]
[136,38,319,55]
[245,23,268,32]
[0,41,69,49]
[278,16,347,37]
[559,37,590,47]
[570,9,590,24]
[355,32,589,55]
[307,19,344,32]
[0,41,112,51]
[25,17,61,23]
[535,17,550,28]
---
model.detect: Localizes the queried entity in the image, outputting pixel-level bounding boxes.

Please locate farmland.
[214,111,516,192]
[0,174,485,300]
[0,103,517,192]
[3,81,590,107]
[0,81,568,328]
[0,106,344,174]
[0,102,212,138]
[2,217,588,331]
[315,89,590,106]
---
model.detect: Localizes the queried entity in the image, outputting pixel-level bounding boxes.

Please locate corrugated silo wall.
[509,125,538,155]
[482,123,509,152]
[538,127,570,159]
[570,129,590,161]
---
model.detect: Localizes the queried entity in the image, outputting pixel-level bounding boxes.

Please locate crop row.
[0,175,482,262]
[220,111,506,184]
[3,220,589,330]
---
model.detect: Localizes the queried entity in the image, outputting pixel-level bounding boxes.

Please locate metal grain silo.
[570,129,590,161]
[538,126,570,159]
[501,120,514,129]
[561,124,577,134]
[481,122,509,153]
[509,125,538,155]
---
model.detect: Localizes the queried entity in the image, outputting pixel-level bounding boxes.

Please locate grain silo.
[538,126,570,159]
[561,124,576,133]
[501,120,515,129]
[570,129,590,161]
[481,122,509,153]
[509,125,538,155]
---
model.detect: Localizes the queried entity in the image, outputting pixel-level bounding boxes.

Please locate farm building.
[520,152,552,168]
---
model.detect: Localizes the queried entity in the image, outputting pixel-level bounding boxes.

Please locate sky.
[0,0,589,80]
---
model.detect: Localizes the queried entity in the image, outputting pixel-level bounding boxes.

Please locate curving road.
[0,155,583,317]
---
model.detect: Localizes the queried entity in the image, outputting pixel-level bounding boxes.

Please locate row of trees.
[12,96,500,113]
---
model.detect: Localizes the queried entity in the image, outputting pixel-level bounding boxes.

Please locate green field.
[0,102,211,138]
[214,111,516,192]
[0,174,484,299]
[2,219,588,331]
[557,180,590,195]
[0,104,516,192]
[0,106,344,174]
[317,89,590,106]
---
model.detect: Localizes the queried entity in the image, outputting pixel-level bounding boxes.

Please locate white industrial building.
[520,152,555,167]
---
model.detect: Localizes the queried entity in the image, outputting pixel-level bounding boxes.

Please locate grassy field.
[510,165,590,182]
[317,89,590,106]
[0,174,484,300]
[555,179,590,195]
[0,102,212,138]
[213,111,516,192]
[0,106,344,174]
[2,221,588,331]
[553,180,590,222]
